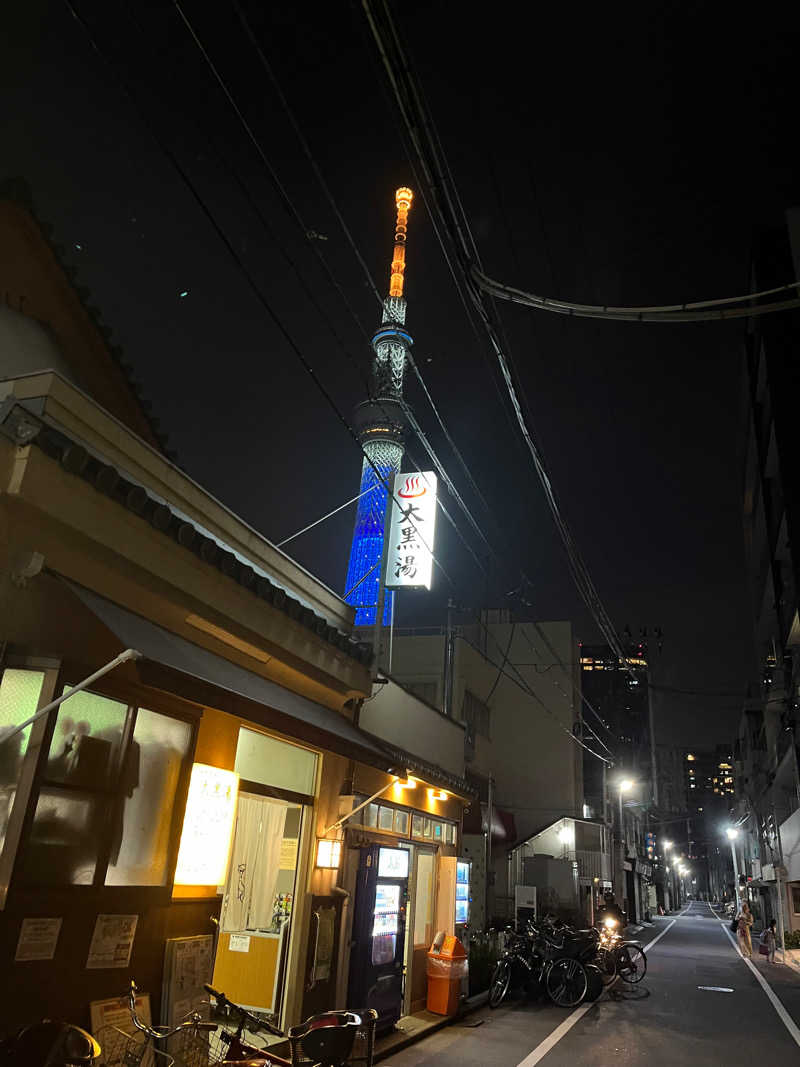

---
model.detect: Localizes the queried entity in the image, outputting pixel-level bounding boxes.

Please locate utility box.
[426,933,468,1016]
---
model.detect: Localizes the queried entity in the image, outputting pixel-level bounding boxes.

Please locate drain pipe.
[0,648,142,747]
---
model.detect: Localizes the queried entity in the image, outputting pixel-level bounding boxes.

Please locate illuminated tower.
[344,188,414,626]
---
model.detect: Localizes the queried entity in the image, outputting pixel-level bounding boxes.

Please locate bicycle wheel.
[617,943,647,984]
[545,958,588,1008]
[582,964,603,1002]
[595,948,617,984]
[489,960,512,1008]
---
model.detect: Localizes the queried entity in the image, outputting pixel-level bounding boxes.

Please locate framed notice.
[90,992,152,1036]
[86,915,138,969]
[15,917,62,961]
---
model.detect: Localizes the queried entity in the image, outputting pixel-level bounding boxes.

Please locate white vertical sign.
[385,471,437,590]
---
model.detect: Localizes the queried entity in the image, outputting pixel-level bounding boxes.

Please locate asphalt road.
[382,901,800,1066]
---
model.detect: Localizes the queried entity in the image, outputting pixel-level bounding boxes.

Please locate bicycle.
[203,983,290,1065]
[97,981,217,1067]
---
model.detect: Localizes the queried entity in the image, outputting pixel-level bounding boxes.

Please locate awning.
[64,581,391,768]
[462,804,516,841]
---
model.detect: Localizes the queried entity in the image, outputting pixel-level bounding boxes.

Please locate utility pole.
[442,597,456,717]
[485,773,494,926]
[372,474,396,675]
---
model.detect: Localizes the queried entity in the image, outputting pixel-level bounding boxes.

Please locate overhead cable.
[65,0,454,595]
[362,0,634,670]
[473,265,800,323]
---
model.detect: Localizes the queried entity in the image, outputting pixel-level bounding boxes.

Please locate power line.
[277,485,377,546]
[472,265,800,323]
[64,0,454,599]
[171,0,502,597]
[464,612,613,764]
[362,0,633,673]
[226,4,503,565]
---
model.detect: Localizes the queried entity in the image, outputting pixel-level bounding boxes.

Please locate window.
[235,728,317,797]
[792,887,800,915]
[0,669,45,855]
[462,689,490,740]
[18,686,193,888]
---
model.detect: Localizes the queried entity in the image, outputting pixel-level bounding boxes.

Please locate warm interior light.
[316,839,342,869]
[174,764,239,886]
[428,788,448,801]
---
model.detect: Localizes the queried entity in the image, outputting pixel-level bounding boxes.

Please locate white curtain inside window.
[221,795,288,932]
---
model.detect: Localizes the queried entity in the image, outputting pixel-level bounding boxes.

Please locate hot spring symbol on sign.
[385,472,438,591]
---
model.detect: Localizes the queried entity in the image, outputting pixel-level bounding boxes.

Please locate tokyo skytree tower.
[344,188,414,626]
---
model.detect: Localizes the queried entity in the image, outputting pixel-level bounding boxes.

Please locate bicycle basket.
[167,1025,214,1067]
[96,1026,169,1067]
[287,1010,377,1067]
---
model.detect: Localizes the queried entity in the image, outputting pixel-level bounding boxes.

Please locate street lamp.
[618,779,634,834]
[726,827,740,911]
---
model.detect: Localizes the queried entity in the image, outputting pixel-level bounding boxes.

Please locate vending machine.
[455,859,471,926]
[348,845,409,1031]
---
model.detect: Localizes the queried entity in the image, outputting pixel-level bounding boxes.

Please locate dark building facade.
[734,206,800,932]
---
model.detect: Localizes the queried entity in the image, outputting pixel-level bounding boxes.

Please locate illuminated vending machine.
[455,860,471,926]
[348,846,409,1031]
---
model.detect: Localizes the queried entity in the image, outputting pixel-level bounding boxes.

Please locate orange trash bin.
[426,934,468,1016]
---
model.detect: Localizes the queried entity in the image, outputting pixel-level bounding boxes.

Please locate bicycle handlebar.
[128,980,218,1040]
[203,982,283,1036]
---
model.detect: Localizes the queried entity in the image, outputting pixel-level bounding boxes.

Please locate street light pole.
[726,828,741,912]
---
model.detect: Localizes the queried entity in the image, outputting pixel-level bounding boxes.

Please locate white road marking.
[712,901,800,1049]
[514,914,681,1067]
[697,985,734,992]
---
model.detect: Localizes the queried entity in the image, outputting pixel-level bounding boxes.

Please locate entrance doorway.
[404,847,436,1015]
[212,794,303,1022]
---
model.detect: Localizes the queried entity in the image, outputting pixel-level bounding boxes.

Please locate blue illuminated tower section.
[344,188,414,626]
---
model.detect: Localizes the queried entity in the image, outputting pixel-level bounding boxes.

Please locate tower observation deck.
[344,188,414,626]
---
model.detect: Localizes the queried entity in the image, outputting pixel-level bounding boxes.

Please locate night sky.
[4,2,799,747]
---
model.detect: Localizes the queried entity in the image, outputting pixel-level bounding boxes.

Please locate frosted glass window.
[234,729,317,796]
[413,852,435,947]
[0,669,45,853]
[47,687,127,788]
[23,788,102,884]
[394,810,409,836]
[378,806,394,831]
[106,709,192,886]
[365,803,379,828]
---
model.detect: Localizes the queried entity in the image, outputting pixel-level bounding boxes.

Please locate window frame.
[11,659,199,896]
[0,655,61,910]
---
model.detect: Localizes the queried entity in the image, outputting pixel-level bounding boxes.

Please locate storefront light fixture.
[174,764,239,886]
[393,772,418,789]
[316,839,342,869]
[428,788,448,801]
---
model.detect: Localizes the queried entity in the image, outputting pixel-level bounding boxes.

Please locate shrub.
[467,928,501,995]
[783,929,800,950]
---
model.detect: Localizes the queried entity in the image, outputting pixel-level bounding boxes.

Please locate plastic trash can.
[426,933,468,1016]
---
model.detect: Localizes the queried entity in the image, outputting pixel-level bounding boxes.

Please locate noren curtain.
[221,795,288,932]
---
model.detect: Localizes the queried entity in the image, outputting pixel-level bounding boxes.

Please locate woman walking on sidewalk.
[764,919,779,963]
[737,902,754,958]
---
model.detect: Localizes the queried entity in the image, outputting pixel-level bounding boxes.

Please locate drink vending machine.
[455,860,471,925]
[348,845,409,1031]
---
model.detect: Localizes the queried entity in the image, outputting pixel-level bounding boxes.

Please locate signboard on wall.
[385,472,438,590]
[174,764,239,886]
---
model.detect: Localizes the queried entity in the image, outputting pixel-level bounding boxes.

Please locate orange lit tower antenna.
[344,188,415,626]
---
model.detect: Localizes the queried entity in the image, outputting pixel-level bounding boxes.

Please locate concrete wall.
[358,679,465,778]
